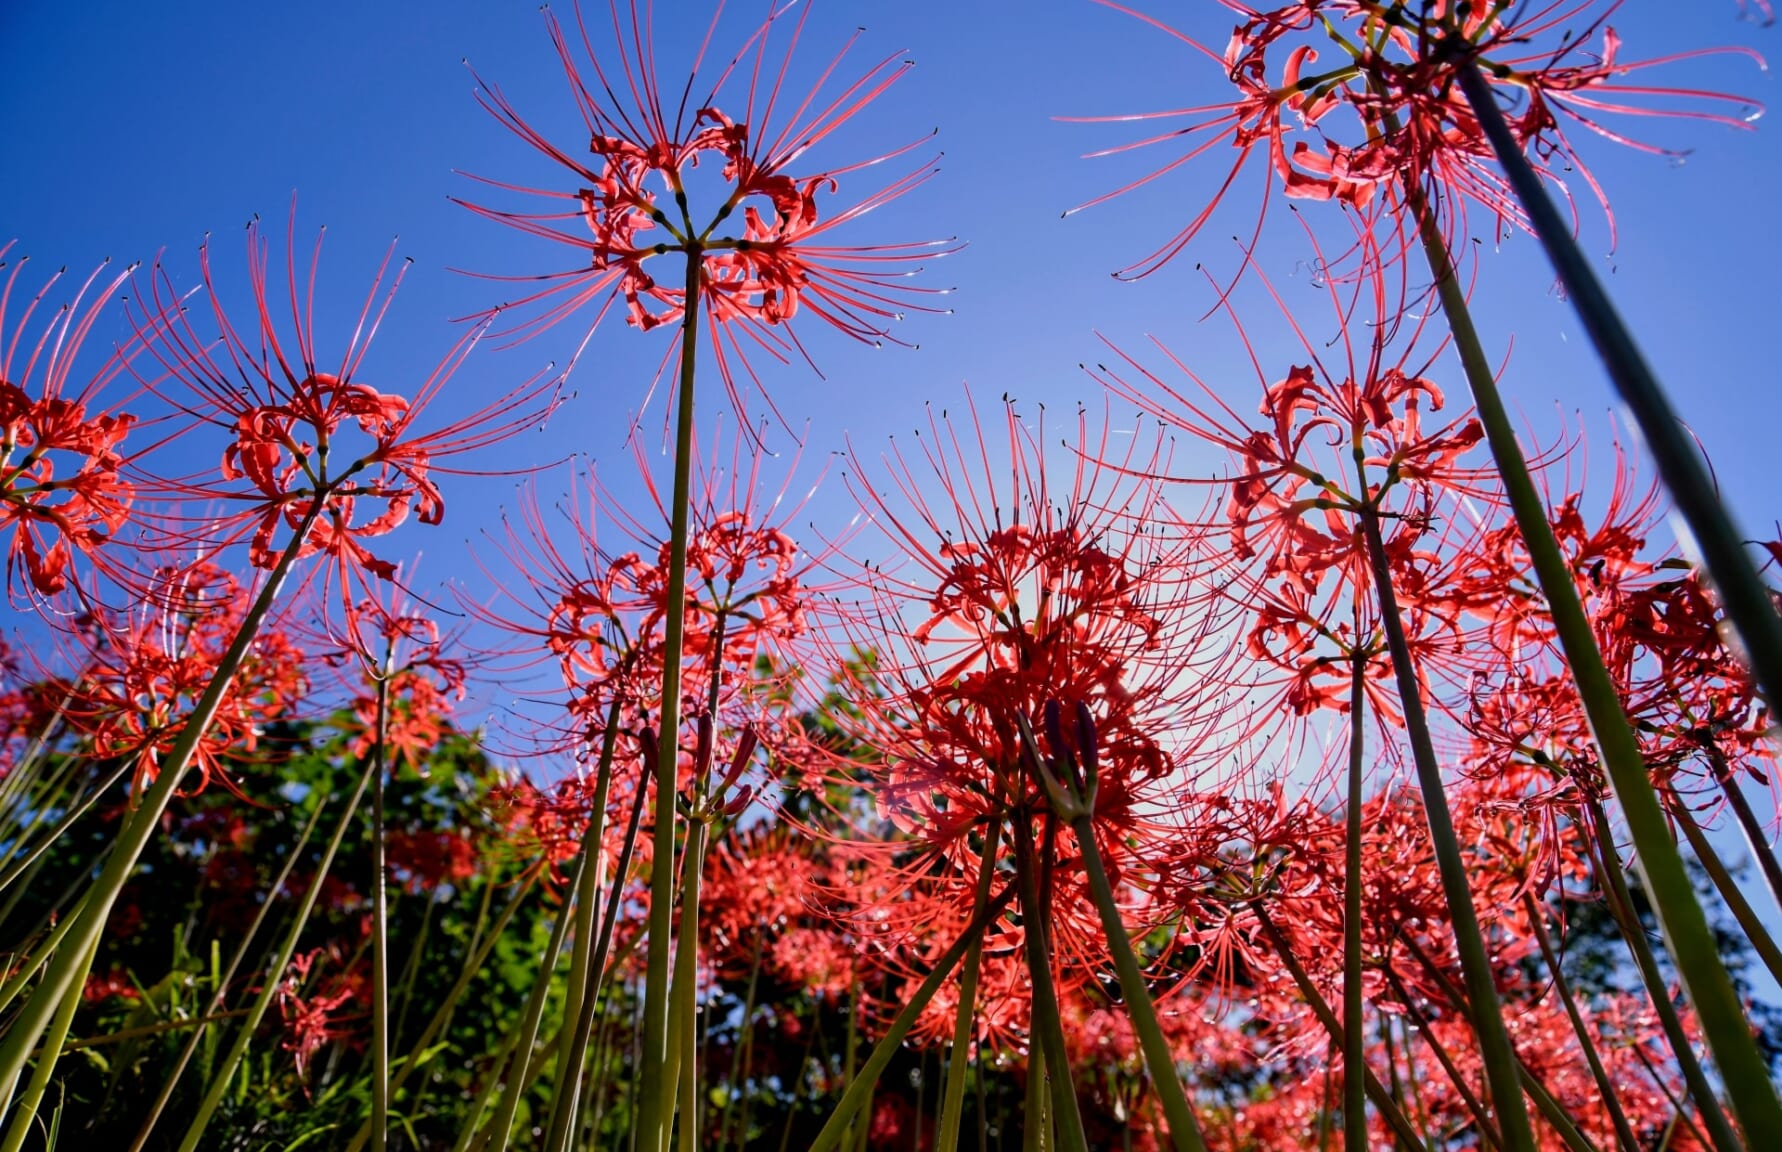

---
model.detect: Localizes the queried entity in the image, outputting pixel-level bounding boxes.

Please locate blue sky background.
[2,3,1778,741]
[5,0,1782,1011]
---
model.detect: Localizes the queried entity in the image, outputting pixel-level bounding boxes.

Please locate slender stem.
[369,676,391,1152]
[0,760,132,900]
[1451,55,1782,716]
[342,871,540,1152]
[1343,638,1368,1152]
[1358,507,1539,1152]
[1705,748,1782,916]
[1582,798,1742,1152]
[1070,812,1206,1152]
[0,934,96,1152]
[1675,800,1782,987]
[176,750,379,1152]
[669,819,708,1152]
[806,882,1019,1152]
[1011,814,1090,1152]
[129,792,331,1152]
[1520,892,1641,1152]
[0,499,324,1110]
[543,702,626,1152]
[937,821,1003,1152]
[1404,91,1782,1141]
[1248,901,1432,1152]
[1382,967,1503,1151]
[639,247,705,1152]
[717,933,766,1152]
[482,841,593,1152]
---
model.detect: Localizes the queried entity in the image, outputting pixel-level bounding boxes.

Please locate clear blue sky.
[3,0,1777,695]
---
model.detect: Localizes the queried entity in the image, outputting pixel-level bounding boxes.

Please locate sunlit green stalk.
[0,499,324,1111]
[936,819,1003,1152]
[175,747,378,1152]
[1674,802,1782,986]
[543,701,625,1152]
[1343,635,1368,1152]
[1582,798,1741,1152]
[1402,130,1782,1141]
[1249,901,1430,1151]
[482,841,592,1152]
[1520,893,1640,1152]
[665,819,708,1152]
[1449,55,1782,716]
[1704,748,1782,916]
[1358,507,1538,1152]
[0,933,96,1152]
[369,676,392,1152]
[638,246,705,1152]
[1011,814,1089,1152]
[129,792,330,1152]
[806,881,1018,1152]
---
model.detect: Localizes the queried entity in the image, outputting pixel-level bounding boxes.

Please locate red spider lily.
[60,558,308,798]
[470,424,831,763]
[0,245,177,601]
[1069,1,1763,278]
[276,947,363,1084]
[385,828,481,895]
[459,0,956,425]
[1089,237,1499,730]
[132,212,560,626]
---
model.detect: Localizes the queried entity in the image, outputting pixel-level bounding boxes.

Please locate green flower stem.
[638,246,705,1152]
[936,820,1003,1152]
[1381,968,1503,1150]
[806,880,1018,1152]
[1520,893,1641,1152]
[1343,639,1368,1152]
[1011,814,1090,1152]
[1675,803,1782,987]
[482,838,593,1152]
[0,891,88,1018]
[1704,749,1782,917]
[1069,811,1208,1152]
[129,792,330,1152]
[1397,935,1603,1152]
[1358,507,1539,1152]
[1581,797,1741,1152]
[343,870,540,1152]
[1402,145,1782,1138]
[0,933,95,1152]
[0,498,324,1111]
[176,749,379,1152]
[1451,56,1782,717]
[369,677,392,1152]
[664,819,709,1152]
[0,758,119,900]
[1249,901,1432,1152]
[542,701,626,1152]
[1023,1039,1050,1152]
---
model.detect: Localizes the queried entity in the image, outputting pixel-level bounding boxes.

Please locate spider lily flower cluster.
[3,3,1781,1152]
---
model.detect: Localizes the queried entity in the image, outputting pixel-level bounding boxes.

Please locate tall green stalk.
[806,882,1019,1152]
[542,702,625,1152]
[0,934,96,1152]
[1248,903,1429,1152]
[935,820,1002,1152]
[1520,893,1641,1152]
[638,246,704,1152]
[368,676,392,1152]
[1401,161,1782,1139]
[1343,638,1368,1152]
[1674,802,1782,987]
[0,500,324,1111]
[129,793,330,1152]
[1449,54,1782,716]
[1358,507,1539,1152]
[1010,814,1090,1152]
[175,749,378,1152]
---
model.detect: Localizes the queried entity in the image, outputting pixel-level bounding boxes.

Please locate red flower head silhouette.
[1069,1,1763,278]
[0,245,173,602]
[134,211,559,627]
[460,0,956,425]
